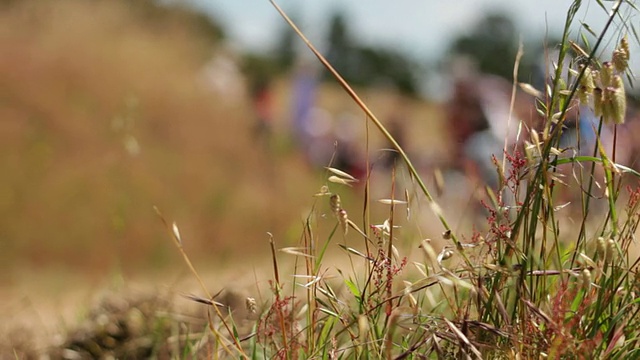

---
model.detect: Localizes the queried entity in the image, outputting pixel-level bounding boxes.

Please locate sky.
[186,0,638,98]
[187,0,633,61]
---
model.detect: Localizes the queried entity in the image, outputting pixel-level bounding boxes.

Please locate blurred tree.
[324,11,419,95]
[241,53,278,83]
[353,47,419,94]
[274,19,297,72]
[448,11,518,80]
[326,12,355,75]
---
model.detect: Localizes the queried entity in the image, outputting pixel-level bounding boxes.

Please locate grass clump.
[120,0,640,358]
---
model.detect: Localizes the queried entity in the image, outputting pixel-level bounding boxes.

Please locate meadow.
[2,0,640,358]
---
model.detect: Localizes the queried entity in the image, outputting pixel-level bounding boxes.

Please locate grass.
[151,0,640,358]
[0,0,446,276]
[0,0,331,275]
[4,0,640,358]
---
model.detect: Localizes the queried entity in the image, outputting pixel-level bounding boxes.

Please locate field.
[0,0,450,353]
[3,0,640,358]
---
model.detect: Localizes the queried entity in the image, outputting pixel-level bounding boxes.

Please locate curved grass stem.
[268,0,473,268]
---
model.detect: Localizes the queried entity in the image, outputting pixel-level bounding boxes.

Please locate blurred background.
[1,0,639,317]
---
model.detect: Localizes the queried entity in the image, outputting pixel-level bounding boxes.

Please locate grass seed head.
[603,87,617,124]
[579,65,596,93]
[338,209,349,235]
[581,268,592,290]
[328,175,355,186]
[597,237,606,259]
[314,185,330,197]
[594,87,604,118]
[437,248,454,263]
[246,297,257,315]
[600,62,614,87]
[620,35,630,57]
[578,65,596,105]
[606,239,616,264]
[358,315,369,343]
[610,75,626,124]
[330,194,342,214]
[612,36,630,73]
[578,85,590,105]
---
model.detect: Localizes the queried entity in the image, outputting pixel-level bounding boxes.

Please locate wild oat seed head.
[330,194,341,215]
[338,209,349,235]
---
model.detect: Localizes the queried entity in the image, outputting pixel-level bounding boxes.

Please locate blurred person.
[291,61,319,146]
[445,57,524,191]
[439,55,545,223]
[302,107,335,167]
[290,60,345,169]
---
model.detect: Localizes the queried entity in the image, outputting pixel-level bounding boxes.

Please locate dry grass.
[0,0,308,275]
[0,0,447,275]
[0,1,449,355]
